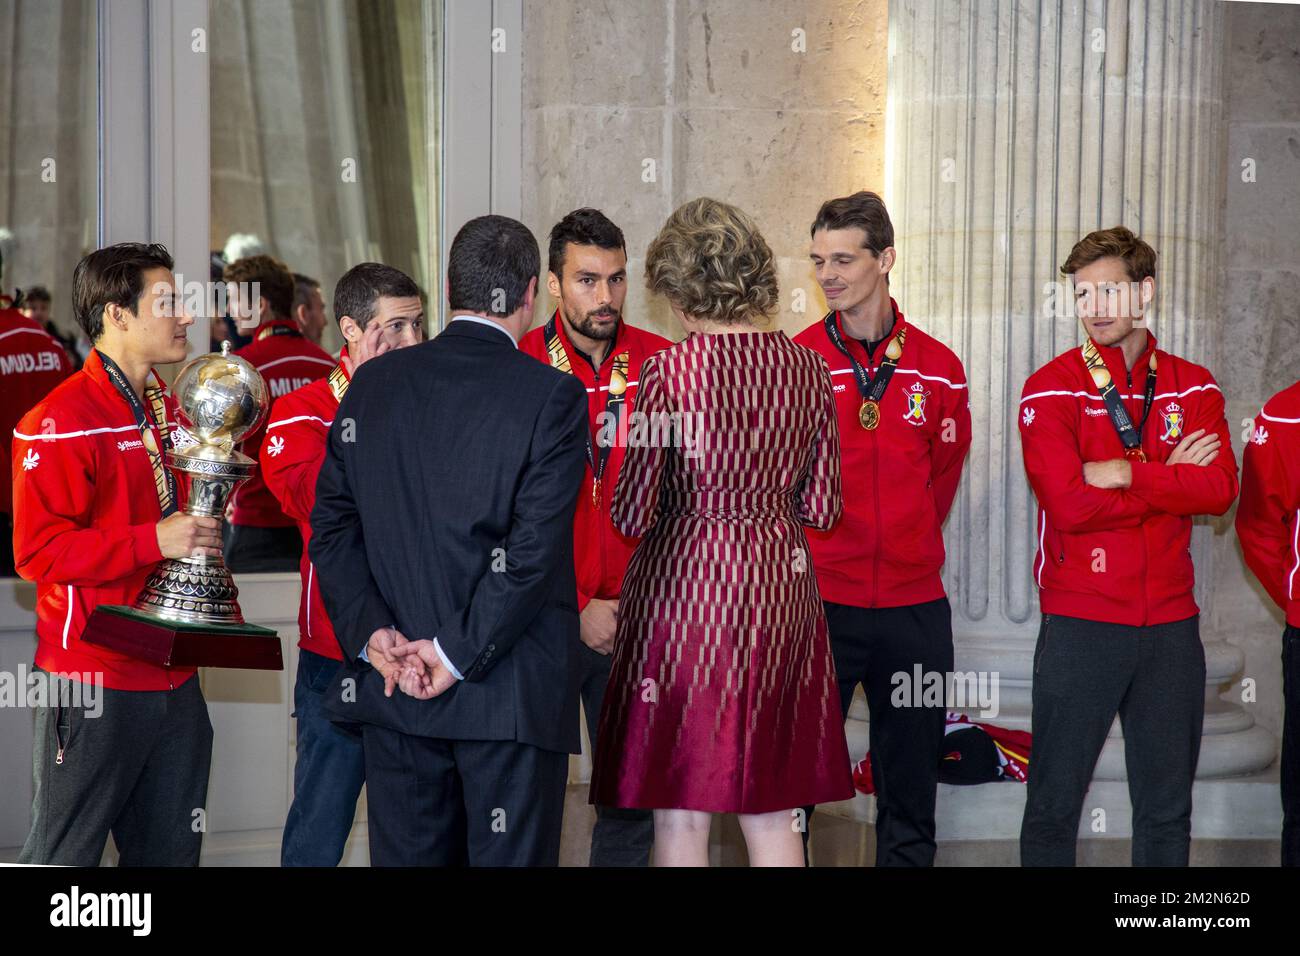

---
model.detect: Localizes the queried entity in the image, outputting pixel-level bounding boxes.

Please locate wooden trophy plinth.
[84,605,284,671]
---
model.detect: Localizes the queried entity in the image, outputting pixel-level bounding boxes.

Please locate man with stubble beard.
[520,208,671,866]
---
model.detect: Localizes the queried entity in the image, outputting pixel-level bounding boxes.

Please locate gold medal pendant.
[591,477,602,510]
[859,399,880,430]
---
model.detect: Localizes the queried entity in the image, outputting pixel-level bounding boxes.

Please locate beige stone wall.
[0,0,97,336]
[1211,0,1300,741]
[521,0,889,340]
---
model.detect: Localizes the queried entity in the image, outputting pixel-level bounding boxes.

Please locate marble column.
[883,0,1274,789]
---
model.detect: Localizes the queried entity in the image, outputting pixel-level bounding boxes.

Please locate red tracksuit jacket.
[258,353,350,660]
[230,319,334,528]
[11,350,193,690]
[793,300,972,608]
[1,308,73,518]
[1237,380,1300,628]
[519,314,672,610]
[1019,333,1239,627]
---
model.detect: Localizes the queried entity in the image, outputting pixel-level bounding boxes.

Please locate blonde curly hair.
[644,197,778,325]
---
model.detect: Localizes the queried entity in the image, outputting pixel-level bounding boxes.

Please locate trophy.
[83,344,284,670]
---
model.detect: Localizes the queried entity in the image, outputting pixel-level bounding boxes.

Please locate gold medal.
[591,478,602,510]
[608,355,629,396]
[859,399,880,430]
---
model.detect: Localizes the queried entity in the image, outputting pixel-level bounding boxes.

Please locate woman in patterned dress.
[590,197,854,866]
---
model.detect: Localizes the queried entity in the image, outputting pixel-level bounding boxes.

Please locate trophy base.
[135,557,246,625]
[83,606,284,671]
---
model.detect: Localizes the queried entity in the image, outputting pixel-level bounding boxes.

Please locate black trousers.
[1282,626,1300,866]
[19,671,213,866]
[578,644,654,866]
[362,724,569,867]
[1020,613,1205,867]
[805,597,954,867]
[222,521,302,573]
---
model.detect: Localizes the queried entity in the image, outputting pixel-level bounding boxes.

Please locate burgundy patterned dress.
[590,329,854,813]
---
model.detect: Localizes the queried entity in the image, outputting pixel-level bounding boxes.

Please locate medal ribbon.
[823,310,908,406]
[96,350,178,516]
[1080,338,1157,458]
[256,322,302,341]
[327,363,349,404]
[543,313,629,491]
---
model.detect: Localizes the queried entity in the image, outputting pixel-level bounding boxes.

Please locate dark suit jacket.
[309,319,588,754]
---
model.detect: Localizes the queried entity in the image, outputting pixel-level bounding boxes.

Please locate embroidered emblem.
[267,435,286,457]
[903,382,930,426]
[22,449,39,471]
[1160,401,1185,443]
[1022,407,1036,427]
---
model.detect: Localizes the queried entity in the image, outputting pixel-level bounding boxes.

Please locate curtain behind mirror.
[0,0,98,579]
[210,0,439,356]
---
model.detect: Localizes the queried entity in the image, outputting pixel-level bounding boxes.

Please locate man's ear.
[339,316,360,342]
[1140,275,1156,309]
[879,246,897,276]
[546,270,562,301]
[103,302,130,333]
[524,275,538,314]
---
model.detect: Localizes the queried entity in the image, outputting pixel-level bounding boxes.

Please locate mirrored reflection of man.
[224,254,334,572]
[291,272,328,346]
[13,243,219,866]
[310,215,588,866]
[2,286,72,576]
[519,208,669,866]
[261,263,424,867]
[20,285,81,369]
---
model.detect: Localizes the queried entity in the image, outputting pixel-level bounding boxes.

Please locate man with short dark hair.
[20,284,52,327]
[794,191,971,867]
[291,272,328,346]
[1018,226,1238,866]
[224,254,334,571]
[519,208,667,866]
[13,242,219,865]
[260,262,424,866]
[1,286,72,576]
[20,285,81,370]
[311,215,588,866]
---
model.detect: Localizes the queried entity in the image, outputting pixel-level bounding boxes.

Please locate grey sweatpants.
[1019,613,1205,867]
[19,670,213,866]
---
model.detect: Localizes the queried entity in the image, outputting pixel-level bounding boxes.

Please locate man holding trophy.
[12,243,224,866]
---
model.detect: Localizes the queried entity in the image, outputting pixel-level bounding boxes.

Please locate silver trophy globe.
[133,342,269,625]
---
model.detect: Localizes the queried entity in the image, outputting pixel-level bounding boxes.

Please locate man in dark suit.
[309,215,588,866]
